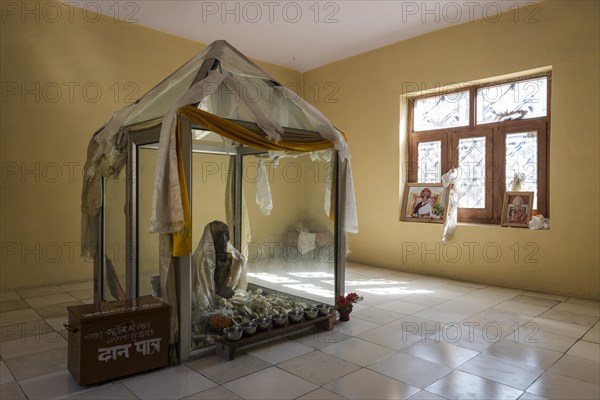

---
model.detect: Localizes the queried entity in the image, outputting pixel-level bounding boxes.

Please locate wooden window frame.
[451,128,494,222]
[407,73,550,224]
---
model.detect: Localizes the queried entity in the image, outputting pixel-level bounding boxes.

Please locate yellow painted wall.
[302,0,600,299]
[2,0,598,300]
[0,0,301,291]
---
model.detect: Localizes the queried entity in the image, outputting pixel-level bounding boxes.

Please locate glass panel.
[186,138,338,354]
[190,149,232,352]
[187,148,336,353]
[506,132,538,209]
[417,141,442,183]
[191,152,232,244]
[413,91,469,131]
[103,175,127,301]
[457,137,486,208]
[138,145,160,297]
[477,77,548,124]
[243,152,336,305]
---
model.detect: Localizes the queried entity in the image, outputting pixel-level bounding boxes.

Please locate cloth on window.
[441,168,461,245]
[511,172,527,191]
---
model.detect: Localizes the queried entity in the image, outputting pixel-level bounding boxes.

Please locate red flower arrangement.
[335,292,363,321]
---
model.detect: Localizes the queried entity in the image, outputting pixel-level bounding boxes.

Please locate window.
[408,74,550,224]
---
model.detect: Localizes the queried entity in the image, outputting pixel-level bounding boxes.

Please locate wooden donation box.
[66,295,170,385]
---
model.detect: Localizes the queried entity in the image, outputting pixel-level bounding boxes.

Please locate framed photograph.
[401,183,450,223]
[501,191,534,227]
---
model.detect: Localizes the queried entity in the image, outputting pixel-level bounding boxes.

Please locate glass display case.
[85,40,355,362]
[99,123,345,360]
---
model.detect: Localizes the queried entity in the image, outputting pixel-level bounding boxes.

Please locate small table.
[216,313,335,361]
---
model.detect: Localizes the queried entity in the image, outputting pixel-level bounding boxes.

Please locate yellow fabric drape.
[172,117,192,256]
[179,106,335,152]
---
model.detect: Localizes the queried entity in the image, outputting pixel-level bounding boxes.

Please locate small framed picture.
[501,191,534,227]
[401,183,450,223]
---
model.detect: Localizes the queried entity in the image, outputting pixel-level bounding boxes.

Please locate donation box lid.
[69,296,167,321]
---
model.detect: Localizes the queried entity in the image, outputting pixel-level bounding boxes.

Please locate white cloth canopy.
[81,40,358,259]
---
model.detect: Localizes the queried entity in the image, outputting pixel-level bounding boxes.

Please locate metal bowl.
[288,309,304,323]
[241,320,257,336]
[304,307,319,320]
[223,326,243,341]
[272,313,288,327]
[316,304,331,316]
[256,316,272,331]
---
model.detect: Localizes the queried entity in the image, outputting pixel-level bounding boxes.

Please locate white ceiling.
[67,0,537,71]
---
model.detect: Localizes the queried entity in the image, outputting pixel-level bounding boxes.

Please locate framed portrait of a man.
[401,183,450,223]
[501,191,534,227]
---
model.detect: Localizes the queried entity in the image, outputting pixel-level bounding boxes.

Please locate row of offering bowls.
[223,304,332,341]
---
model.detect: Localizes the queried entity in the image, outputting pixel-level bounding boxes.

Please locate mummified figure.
[211,221,236,299]
[192,221,247,310]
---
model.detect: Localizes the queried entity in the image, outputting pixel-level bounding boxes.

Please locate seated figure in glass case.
[192,220,247,311]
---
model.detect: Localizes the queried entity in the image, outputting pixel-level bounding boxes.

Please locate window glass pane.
[457,137,486,208]
[413,91,469,131]
[417,141,441,182]
[506,132,538,209]
[477,77,547,124]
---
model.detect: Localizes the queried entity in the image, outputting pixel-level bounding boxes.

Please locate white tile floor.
[0,262,599,399]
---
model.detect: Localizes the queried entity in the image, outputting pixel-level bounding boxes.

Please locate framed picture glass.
[501,191,534,227]
[401,183,450,223]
